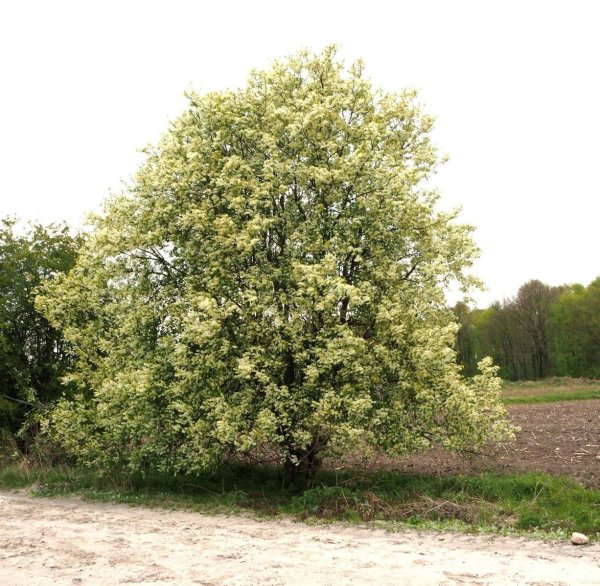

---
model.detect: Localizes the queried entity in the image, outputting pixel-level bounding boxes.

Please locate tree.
[462,303,517,381]
[38,48,512,483]
[452,301,479,376]
[549,278,600,377]
[0,218,80,443]
[510,280,559,379]
[464,282,559,381]
[578,278,600,376]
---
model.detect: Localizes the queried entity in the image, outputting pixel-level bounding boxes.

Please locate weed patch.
[1,464,598,538]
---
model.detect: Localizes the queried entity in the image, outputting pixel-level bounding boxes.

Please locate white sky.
[1,0,598,307]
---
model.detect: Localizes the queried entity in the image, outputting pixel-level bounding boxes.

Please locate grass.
[0,463,71,490]
[1,463,598,539]
[501,377,600,404]
[502,389,600,404]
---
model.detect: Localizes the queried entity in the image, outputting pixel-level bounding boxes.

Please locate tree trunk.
[282,438,324,488]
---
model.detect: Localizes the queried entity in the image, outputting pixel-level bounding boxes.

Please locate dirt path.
[1,492,599,585]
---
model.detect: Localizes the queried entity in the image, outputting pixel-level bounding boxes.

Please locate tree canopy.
[38,48,512,481]
[0,218,80,442]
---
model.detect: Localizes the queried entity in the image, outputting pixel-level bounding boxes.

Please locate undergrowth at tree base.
[0,464,597,540]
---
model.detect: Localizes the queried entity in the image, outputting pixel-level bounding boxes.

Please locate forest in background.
[454,278,600,380]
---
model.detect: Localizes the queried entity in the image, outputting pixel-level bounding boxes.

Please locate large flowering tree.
[38,48,511,483]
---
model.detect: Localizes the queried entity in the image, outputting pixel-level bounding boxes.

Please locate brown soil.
[364,400,600,487]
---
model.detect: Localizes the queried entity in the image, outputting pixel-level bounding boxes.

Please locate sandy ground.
[1,492,599,585]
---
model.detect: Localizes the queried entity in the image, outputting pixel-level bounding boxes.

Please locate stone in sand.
[571,532,589,545]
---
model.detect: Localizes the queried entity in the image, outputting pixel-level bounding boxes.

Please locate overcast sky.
[1,0,598,307]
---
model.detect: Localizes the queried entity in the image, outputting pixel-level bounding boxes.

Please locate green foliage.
[0,218,80,440]
[455,277,600,381]
[38,47,512,480]
[549,279,600,378]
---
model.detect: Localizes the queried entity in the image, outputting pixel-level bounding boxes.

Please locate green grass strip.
[1,464,598,539]
[502,389,600,404]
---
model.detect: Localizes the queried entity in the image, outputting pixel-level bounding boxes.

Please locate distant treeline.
[454,278,600,380]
